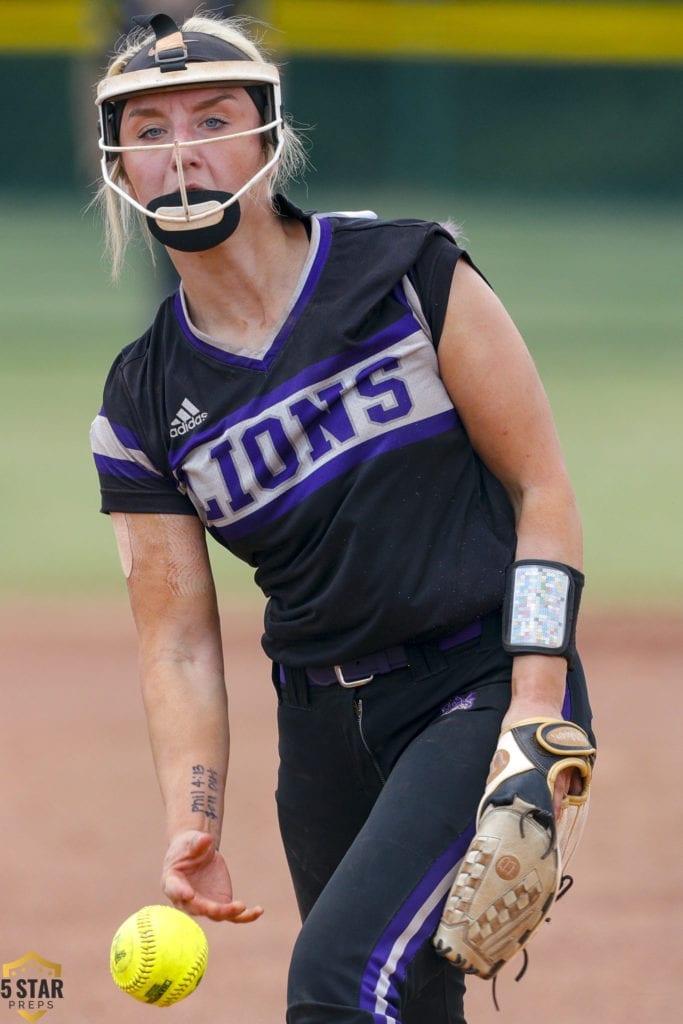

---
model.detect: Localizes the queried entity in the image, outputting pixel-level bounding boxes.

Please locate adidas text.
[170,411,208,437]
[170,398,208,438]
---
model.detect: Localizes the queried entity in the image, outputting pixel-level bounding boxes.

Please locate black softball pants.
[273,613,593,1024]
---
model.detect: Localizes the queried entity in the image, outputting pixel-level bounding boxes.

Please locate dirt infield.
[2,598,681,1024]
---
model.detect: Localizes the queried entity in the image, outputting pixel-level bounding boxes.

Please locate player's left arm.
[438,258,583,809]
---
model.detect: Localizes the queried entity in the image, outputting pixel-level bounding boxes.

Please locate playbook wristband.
[502,560,585,663]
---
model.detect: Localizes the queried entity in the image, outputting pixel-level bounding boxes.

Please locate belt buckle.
[334,665,374,688]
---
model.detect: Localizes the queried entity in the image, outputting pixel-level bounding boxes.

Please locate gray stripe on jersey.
[401,273,433,344]
[90,414,163,478]
[179,328,456,529]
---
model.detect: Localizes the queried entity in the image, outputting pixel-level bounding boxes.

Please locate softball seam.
[118,905,156,994]
[158,951,207,1005]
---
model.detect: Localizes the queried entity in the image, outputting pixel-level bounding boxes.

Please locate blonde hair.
[95,13,307,278]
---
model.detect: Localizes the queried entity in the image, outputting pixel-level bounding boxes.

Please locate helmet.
[96,12,284,251]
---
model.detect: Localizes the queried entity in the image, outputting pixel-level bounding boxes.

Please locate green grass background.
[1,189,681,609]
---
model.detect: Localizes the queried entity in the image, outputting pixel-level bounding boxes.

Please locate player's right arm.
[111,511,263,924]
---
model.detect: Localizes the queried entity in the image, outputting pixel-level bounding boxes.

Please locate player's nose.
[173,133,203,166]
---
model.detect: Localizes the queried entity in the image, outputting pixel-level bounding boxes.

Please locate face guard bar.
[95,15,284,230]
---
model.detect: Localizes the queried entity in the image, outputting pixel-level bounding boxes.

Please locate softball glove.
[433,718,595,979]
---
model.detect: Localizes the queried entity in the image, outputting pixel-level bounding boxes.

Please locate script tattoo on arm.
[190,764,220,820]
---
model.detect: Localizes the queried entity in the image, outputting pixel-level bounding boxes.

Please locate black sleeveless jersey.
[90,197,516,666]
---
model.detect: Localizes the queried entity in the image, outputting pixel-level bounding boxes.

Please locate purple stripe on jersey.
[209,408,459,540]
[169,309,422,468]
[172,217,333,371]
[107,418,144,453]
[562,684,572,720]
[391,282,411,313]
[359,824,475,1021]
[264,215,333,367]
[93,453,159,482]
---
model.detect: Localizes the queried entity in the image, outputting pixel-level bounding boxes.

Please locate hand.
[500,696,583,823]
[161,830,264,923]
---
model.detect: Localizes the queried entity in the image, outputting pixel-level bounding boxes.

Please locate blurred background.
[1,0,681,606]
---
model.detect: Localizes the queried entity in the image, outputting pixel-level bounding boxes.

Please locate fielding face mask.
[96,13,284,251]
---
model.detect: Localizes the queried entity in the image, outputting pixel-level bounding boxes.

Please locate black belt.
[281,619,483,689]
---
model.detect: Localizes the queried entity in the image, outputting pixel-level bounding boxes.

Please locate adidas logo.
[170,398,208,438]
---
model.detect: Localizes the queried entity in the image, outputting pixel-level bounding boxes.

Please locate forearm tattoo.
[190,764,220,820]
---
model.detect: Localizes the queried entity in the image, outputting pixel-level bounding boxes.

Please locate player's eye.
[137,125,165,141]
[202,116,228,130]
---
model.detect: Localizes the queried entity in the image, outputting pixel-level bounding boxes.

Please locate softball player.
[90,12,595,1022]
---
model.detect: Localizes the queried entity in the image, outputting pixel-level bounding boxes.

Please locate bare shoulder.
[437,257,570,498]
[442,257,526,357]
[438,256,536,403]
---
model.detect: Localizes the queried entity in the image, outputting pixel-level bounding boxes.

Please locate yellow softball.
[110,904,208,1006]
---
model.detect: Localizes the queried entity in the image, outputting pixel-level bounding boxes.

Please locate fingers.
[568,770,584,797]
[553,787,566,820]
[163,870,196,904]
[165,886,264,923]
[552,766,581,819]
[207,901,264,924]
[161,829,264,924]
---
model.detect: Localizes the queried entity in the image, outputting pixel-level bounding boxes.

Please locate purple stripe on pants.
[358,825,475,1021]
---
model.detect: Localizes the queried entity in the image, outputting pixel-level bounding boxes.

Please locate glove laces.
[490,873,574,1012]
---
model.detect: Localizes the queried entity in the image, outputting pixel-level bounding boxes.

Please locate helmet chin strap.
[147,189,241,251]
